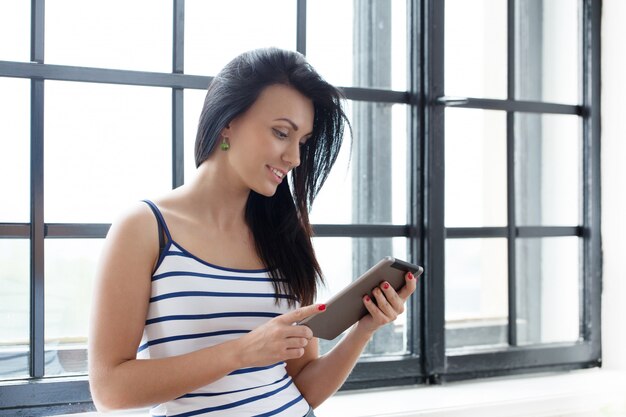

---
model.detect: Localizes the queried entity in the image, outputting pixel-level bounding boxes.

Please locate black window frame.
[0,0,601,415]
[424,0,602,382]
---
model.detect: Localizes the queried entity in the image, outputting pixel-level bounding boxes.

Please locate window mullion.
[408,0,424,360]
[29,0,45,379]
[506,115,518,347]
[423,0,446,383]
[172,0,184,188]
[581,0,602,351]
[296,0,306,55]
[506,0,518,347]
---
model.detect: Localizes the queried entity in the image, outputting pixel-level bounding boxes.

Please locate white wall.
[600,0,626,373]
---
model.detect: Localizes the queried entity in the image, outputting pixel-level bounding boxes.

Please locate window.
[429,0,601,380]
[0,0,601,415]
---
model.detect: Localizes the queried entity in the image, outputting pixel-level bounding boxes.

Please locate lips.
[267,165,287,183]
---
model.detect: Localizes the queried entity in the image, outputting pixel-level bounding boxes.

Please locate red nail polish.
[364,295,371,302]
[383,282,390,289]
[318,304,326,311]
[408,272,414,280]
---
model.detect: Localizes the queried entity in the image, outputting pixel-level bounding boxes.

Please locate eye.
[272,128,289,139]
[299,135,312,147]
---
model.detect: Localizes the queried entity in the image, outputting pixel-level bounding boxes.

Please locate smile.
[268,166,286,182]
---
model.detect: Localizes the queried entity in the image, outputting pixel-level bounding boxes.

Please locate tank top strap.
[141,199,173,243]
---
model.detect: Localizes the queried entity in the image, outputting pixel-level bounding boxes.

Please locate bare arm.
[287,273,418,408]
[88,204,324,411]
[88,204,241,410]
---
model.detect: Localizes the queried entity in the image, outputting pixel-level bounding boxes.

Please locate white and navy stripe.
[138,200,310,417]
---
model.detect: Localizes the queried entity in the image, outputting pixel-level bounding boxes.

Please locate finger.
[372,287,397,319]
[284,337,309,349]
[362,294,386,322]
[284,347,306,360]
[277,303,326,324]
[397,271,419,300]
[285,324,314,339]
[380,282,405,314]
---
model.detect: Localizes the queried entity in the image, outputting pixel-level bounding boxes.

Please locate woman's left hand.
[289,271,419,408]
[356,271,418,335]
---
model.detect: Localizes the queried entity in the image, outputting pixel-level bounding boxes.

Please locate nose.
[283,141,301,169]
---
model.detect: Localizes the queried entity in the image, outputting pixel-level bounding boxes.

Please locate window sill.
[317,368,626,417]
[59,369,626,417]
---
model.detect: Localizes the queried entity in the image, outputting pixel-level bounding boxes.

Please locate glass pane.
[0,240,30,380]
[185,0,296,76]
[307,0,407,90]
[516,237,580,344]
[0,0,30,62]
[445,0,507,99]
[311,102,407,225]
[184,88,207,183]
[45,239,103,376]
[46,0,171,72]
[445,109,507,227]
[0,78,30,222]
[314,237,410,356]
[515,0,580,104]
[44,81,172,223]
[515,114,581,226]
[445,238,508,350]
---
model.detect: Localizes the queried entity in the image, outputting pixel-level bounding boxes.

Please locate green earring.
[220,137,230,151]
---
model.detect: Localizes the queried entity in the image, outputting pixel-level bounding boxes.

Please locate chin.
[253,186,279,198]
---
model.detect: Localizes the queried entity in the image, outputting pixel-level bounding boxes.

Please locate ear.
[219,122,232,138]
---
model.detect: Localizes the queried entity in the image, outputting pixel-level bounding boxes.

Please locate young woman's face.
[222,83,314,197]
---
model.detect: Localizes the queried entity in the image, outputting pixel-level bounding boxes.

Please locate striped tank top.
[137,200,311,417]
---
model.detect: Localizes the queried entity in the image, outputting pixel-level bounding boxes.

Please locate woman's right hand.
[235,303,326,368]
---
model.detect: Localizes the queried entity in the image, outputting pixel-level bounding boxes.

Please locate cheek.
[232,131,281,169]
[254,136,283,161]
[232,142,268,175]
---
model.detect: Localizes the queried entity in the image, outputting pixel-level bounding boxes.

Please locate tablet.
[299,256,423,340]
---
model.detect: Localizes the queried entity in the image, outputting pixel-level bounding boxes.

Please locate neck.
[178,159,250,231]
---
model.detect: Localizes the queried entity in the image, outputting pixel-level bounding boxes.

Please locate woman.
[88,48,417,417]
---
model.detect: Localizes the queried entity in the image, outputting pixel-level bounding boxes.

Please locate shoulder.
[107,201,159,240]
[91,201,168,287]
[100,201,166,268]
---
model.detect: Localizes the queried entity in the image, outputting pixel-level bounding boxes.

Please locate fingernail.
[364,295,371,302]
[318,304,326,311]
[383,282,390,290]
[408,272,414,280]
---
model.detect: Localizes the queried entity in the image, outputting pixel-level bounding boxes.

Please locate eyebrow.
[274,118,299,131]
